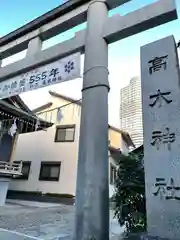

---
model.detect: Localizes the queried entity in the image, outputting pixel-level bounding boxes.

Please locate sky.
[1,0,180,127]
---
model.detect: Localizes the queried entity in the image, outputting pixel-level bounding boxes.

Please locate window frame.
[54,124,75,143]
[110,163,117,185]
[39,161,61,181]
[13,161,31,180]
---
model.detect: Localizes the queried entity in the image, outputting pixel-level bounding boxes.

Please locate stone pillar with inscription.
[141,36,180,239]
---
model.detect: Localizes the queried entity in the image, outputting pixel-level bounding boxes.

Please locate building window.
[110,164,117,185]
[14,161,31,180]
[55,125,75,142]
[39,162,61,181]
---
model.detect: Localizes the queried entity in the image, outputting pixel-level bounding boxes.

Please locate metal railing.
[0,161,22,176]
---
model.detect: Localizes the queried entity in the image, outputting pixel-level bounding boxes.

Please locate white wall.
[0,178,10,206]
[10,125,80,195]
[10,95,127,197]
[10,98,81,196]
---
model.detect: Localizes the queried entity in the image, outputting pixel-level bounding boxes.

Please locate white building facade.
[120,77,143,147]
[9,91,133,201]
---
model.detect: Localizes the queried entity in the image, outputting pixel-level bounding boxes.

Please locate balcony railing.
[0,161,22,176]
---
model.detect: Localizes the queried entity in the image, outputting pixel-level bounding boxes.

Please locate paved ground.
[0,200,124,239]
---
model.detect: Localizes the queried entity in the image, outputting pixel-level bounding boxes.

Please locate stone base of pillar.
[0,178,10,206]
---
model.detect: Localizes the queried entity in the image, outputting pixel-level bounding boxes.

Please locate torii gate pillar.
[73,1,110,239]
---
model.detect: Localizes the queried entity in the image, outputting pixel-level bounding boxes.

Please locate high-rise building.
[120,77,143,147]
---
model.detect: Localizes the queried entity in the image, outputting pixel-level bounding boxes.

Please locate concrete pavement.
[0,200,124,239]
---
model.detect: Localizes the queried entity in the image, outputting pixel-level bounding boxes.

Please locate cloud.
[108,55,140,126]
[2,50,27,67]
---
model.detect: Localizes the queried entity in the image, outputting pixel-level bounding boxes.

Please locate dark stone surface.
[7,190,74,205]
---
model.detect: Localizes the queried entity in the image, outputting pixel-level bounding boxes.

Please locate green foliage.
[113,152,146,234]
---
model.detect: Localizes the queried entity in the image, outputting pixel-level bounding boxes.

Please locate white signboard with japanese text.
[141,36,180,239]
[0,53,81,99]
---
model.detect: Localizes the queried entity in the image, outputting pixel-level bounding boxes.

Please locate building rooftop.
[0,96,53,133]
[32,90,134,147]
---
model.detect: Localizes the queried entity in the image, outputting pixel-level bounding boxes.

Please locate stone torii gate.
[0,0,177,239]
